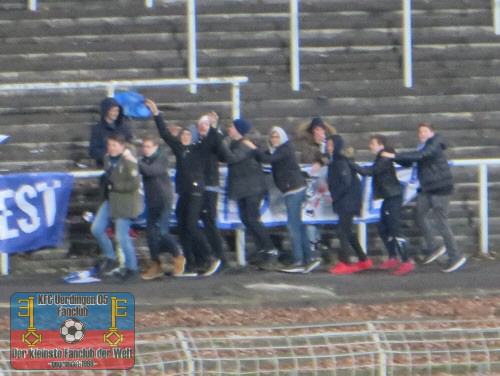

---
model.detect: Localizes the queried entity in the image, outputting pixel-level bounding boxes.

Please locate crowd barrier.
[1,159,498,276]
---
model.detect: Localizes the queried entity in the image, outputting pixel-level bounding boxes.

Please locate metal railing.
[2,319,499,375]
[0,76,248,120]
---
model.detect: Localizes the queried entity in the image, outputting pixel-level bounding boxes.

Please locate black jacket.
[138,148,173,217]
[221,138,267,200]
[394,135,453,195]
[154,114,216,195]
[89,97,133,168]
[352,150,402,199]
[257,141,306,194]
[327,135,362,215]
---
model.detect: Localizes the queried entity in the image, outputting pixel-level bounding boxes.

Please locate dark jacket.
[138,147,173,217]
[295,120,336,165]
[103,154,143,219]
[352,149,402,200]
[89,97,133,168]
[220,138,267,200]
[153,114,216,195]
[394,135,453,195]
[257,141,305,195]
[327,135,362,215]
[203,130,225,188]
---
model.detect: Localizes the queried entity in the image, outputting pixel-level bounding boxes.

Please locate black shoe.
[423,245,446,264]
[203,259,222,277]
[280,263,305,273]
[303,259,322,273]
[114,268,139,282]
[258,249,280,269]
[95,258,119,275]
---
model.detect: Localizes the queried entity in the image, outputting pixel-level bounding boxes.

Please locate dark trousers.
[146,203,181,262]
[176,193,213,268]
[337,211,367,264]
[200,190,226,263]
[378,195,408,262]
[416,192,461,260]
[237,193,274,252]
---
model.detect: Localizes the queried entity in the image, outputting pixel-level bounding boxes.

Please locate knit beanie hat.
[233,119,251,136]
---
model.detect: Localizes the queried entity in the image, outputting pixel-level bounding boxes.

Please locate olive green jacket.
[104,155,143,219]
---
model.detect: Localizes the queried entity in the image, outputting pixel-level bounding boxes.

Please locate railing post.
[289,0,301,91]
[479,164,489,255]
[106,84,115,97]
[494,0,500,35]
[231,82,241,120]
[402,0,413,88]
[145,0,154,8]
[236,228,247,266]
[187,0,198,94]
[0,252,8,275]
[28,0,37,11]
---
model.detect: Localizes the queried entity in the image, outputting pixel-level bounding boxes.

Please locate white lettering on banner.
[0,189,19,240]
[16,185,41,234]
[0,180,63,240]
[36,181,62,227]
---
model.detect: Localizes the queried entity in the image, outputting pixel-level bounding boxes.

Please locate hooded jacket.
[153,113,217,195]
[352,148,402,200]
[327,135,362,215]
[257,126,306,195]
[295,119,337,165]
[89,97,133,168]
[394,134,453,195]
[138,147,173,217]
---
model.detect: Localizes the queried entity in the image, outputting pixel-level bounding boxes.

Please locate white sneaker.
[442,256,467,273]
[423,246,446,264]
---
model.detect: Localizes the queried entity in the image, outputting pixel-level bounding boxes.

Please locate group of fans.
[87,97,467,281]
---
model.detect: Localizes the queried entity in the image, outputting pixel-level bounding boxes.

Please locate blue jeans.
[146,203,180,262]
[91,201,138,271]
[284,189,311,265]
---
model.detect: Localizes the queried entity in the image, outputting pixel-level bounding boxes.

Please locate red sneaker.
[393,261,415,276]
[329,261,357,274]
[379,258,400,270]
[354,258,373,272]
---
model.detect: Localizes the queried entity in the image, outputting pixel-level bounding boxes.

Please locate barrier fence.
[1,319,500,375]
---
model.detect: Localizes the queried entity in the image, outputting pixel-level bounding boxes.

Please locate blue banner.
[0,173,74,254]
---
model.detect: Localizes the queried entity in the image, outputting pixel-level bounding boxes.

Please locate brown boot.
[173,255,186,277]
[141,260,163,280]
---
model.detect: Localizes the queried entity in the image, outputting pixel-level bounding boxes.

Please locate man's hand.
[243,139,257,150]
[122,148,137,163]
[144,99,160,116]
[208,111,219,128]
[381,151,395,159]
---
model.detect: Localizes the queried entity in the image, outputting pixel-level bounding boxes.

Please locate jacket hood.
[100,97,124,124]
[428,134,447,150]
[329,135,344,157]
[269,126,288,153]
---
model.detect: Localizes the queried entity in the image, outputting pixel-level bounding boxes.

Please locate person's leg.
[430,194,461,260]
[90,201,116,261]
[416,192,440,252]
[377,199,396,259]
[185,193,212,268]
[115,217,137,271]
[284,191,306,265]
[346,214,367,262]
[200,190,226,263]
[145,208,162,263]
[176,195,195,270]
[158,202,181,258]
[336,211,353,264]
[238,194,274,251]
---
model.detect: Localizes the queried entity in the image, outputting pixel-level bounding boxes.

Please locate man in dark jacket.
[220,119,279,266]
[351,135,413,275]
[327,135,373,274]
[139,135,184,280]
[382,123,466,272]
[89,97,133,168]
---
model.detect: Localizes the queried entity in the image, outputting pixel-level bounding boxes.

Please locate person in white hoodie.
[246,126,321,273]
